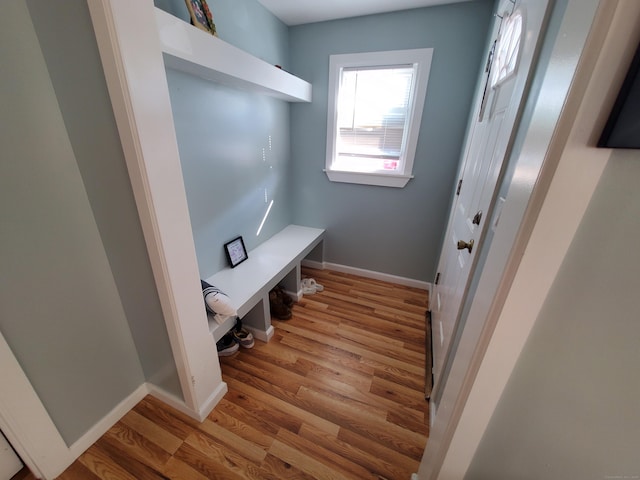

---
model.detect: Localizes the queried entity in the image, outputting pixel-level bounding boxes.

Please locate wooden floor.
[31,268,429,480]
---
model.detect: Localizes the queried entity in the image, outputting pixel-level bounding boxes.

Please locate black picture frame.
[224,236,248,268]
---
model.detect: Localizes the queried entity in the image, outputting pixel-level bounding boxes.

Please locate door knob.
[457,239,474,253]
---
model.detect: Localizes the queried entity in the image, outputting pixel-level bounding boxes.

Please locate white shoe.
[302,278,324,294]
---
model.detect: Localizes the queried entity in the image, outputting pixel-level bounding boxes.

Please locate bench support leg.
[279,264,302,302]
[242,294,274,343]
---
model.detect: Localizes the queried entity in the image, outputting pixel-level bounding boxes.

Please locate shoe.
[301,278,315,295]
[273,285,294,307]
[217,333,239,356]
[269,290,292,320]
[233,327,255,348]
[302,278,324,294]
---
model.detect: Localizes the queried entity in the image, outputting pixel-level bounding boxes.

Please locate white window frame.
[325,48,433,188]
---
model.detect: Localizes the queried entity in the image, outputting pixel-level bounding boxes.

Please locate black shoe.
[217,333,239,356]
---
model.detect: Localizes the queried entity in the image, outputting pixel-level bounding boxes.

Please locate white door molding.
[419,0,635,477]
[0,430,22,479]
[0,332,73,480]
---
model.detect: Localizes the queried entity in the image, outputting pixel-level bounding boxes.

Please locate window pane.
[335,66,414,172]
[325,48,433,187]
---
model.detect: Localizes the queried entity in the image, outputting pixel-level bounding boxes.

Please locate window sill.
[324,169,413,188]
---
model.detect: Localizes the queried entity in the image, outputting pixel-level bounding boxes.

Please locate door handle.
[457,239,474,253]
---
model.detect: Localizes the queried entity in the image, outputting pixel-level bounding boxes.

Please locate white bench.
[203,225,325,343]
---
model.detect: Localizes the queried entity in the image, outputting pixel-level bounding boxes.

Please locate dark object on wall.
[598,40,640,149]
[224,236,248,268]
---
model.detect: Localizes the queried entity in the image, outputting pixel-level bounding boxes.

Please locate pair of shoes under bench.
[217,327,254,356]
[233,327,255,349]
[217,333,239,356]
[269,288,292,320]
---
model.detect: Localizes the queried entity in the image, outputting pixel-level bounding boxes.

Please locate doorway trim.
[0,332,73,479]
[419,0,635,477]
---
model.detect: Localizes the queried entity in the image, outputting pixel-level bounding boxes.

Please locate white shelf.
[154,8,312,102]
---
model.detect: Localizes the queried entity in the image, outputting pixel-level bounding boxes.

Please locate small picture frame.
[224,236,248,268]
[184,0,217,36]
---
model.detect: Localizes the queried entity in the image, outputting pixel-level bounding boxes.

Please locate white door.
[431,0,549,397]
[0,432,22,480]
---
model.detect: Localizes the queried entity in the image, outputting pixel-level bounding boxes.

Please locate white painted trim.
[0,432,22,479]
[325,49,433,188]
[325,170,414,188]
[247,325,275,343]
[0,332,72,480]
[0,339,227,480]
[68,384,148,458]
[87,0,223,415]
[193,381,228,421]
[439,3,638,477]
[430,398,437,429]
[148,381,228,422]
[420,1,633,478]
[281,288,300,302]
[146,384,189,417]
[323,262,431,290]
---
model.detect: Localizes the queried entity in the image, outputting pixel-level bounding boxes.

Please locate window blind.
[336,66,414,169]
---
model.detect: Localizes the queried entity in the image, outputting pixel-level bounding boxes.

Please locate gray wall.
[466,150,640,478]
[26,0,182,400]
[167,73,292,278]
[289,1,495,281]
[0,0,147,445]
[157,0,293,278]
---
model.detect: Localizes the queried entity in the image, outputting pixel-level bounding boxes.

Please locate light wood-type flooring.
[20,267,429,480]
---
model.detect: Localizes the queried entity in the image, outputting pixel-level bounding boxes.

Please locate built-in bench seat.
[203,225,325,343]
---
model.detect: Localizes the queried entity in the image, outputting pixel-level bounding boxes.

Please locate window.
[325,49,433,188]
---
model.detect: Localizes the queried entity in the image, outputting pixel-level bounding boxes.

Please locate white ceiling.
[255,0,475,26]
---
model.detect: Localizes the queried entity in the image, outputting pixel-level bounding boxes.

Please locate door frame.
[0,332,73,479]
[430,0,520,400]
[419,0,634,477]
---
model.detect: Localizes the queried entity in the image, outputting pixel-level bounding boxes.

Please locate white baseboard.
[301,259,431,291]
[322,262,431,290]
[59,378,229,474]
[430,398,437,429]
[248,325,274,343]
[194,381,228,422]
[301,259,324,270]
[148,380,227,422]
[282,288,302,302]
[68,383,148,458]
[146,383,188,415]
